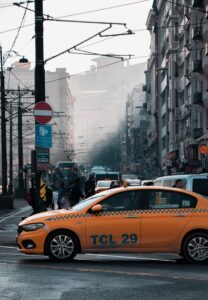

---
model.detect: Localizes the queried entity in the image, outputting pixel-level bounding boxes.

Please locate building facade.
[145,0,208,177]
[70,57,147,167]
[4,62,74,170]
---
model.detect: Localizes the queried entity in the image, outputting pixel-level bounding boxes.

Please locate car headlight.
[22,223,45,231]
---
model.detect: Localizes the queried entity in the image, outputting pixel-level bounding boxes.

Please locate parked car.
[125,179,141,186]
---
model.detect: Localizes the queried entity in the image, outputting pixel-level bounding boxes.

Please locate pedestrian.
[50,184,59,209]
[110,180,120,189]
[57,182,69,209]
[25,177,40,215]
[172,179,185,189]
[84,174,95,198]
[70,178,84,206]
[52,167,64,190]
[45,185,54,209]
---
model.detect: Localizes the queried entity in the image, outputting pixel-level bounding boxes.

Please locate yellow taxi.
[17,186,208,263]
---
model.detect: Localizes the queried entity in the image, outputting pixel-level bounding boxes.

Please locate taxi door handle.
[124,215,140,219]
[174,214,188,217]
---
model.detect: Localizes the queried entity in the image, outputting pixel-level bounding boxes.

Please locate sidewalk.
[0,198,28,217]
[0,198,31,246]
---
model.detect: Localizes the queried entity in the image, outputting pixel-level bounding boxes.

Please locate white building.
[4,62,74,170]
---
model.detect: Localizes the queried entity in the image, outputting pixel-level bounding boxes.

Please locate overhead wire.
[1,0,207,87]
[0,0,206,37]
[4,1,29,65]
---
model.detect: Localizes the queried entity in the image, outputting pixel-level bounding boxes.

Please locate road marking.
[85,253,174,262]
[0,245,16,249]
[0,260,207,282]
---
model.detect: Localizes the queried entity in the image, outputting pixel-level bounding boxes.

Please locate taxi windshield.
[71,190,111,211]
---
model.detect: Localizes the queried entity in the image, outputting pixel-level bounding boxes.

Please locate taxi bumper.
[16,228,47,255]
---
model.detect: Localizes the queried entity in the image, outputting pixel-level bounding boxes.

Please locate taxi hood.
[20,209,72,225]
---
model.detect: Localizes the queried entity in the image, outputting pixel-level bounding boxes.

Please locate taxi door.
[85,191,141,251]
[140,189,194,249]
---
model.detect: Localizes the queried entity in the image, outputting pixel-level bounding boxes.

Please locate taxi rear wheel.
[45,230,78,261]
[182,232,208,263]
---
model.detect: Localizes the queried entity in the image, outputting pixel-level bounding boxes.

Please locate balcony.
[176,52,185,66]
[192,60,202,73]
[202,53,208,75]
[192,26,202,40]
[174,0,184,13]
[174,108,181,120]
[165,9,178,25]
[161,74,168,94]
[193,128,203,139]
[203,23,208,43]
[167,41,179,54]
[192,92,203,105]
[177,76,185,92]
[192,0,204,8]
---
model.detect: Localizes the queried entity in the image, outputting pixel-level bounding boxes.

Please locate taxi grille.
[17,226,23,235]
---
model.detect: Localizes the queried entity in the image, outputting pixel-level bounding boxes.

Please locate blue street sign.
[35,124,52,148]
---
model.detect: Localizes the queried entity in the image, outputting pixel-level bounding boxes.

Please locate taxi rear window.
[193,179,208,197]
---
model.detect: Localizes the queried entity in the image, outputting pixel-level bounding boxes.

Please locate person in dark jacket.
[45,186,54,209]
[172,179,185,189]
[70,178,84,206]
[84,174,95,198]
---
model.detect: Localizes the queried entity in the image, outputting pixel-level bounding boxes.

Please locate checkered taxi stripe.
[46,208,208,221]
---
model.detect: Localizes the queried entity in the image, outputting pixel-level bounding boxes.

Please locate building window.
[162,114,166,127]
[162,137,166,150]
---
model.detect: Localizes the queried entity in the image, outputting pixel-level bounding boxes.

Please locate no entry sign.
[33,101,53,124]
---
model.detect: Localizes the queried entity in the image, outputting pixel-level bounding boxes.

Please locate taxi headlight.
[22,223,45,232]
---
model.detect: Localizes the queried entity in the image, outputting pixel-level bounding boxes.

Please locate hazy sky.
[0,0,152,74]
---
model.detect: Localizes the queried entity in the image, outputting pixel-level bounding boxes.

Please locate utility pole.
[0,45,7,195]
[17,85,24,193]
[8,102,13,195]
[35,0,45,197]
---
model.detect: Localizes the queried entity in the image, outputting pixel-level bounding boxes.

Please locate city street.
[0,246,208,300]
[1,206,208,300]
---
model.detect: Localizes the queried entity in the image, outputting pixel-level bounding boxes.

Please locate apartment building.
[120,84,148,176]
[4,62,74,168]
[144,0,208,176]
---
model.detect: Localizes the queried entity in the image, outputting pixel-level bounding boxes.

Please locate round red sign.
[33,101,53,124]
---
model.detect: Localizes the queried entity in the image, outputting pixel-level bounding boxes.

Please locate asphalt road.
[0,246,208,300]
[1,207,208,299]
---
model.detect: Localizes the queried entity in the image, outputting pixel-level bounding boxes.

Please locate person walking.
[84,174,95,198]
[25,177,42,215]
[57,182,70,209]
[70,178,84,206]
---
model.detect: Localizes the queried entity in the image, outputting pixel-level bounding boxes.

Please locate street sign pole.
[35,0,45,209]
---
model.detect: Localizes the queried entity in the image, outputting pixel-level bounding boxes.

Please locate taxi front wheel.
[45,230,78,262]
[182,232,208,263]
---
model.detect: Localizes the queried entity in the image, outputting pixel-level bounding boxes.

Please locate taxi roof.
[105,185,207,199]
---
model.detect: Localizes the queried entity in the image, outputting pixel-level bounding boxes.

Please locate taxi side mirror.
[90,204,103,213]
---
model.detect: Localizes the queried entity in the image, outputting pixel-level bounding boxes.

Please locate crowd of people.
[26,168,97,214]
[26,168,154,215]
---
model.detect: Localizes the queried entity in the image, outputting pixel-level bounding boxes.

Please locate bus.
[93,171,121,182]
[56,161,81,181]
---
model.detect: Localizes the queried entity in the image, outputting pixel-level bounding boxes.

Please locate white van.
[154,173,208,198]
